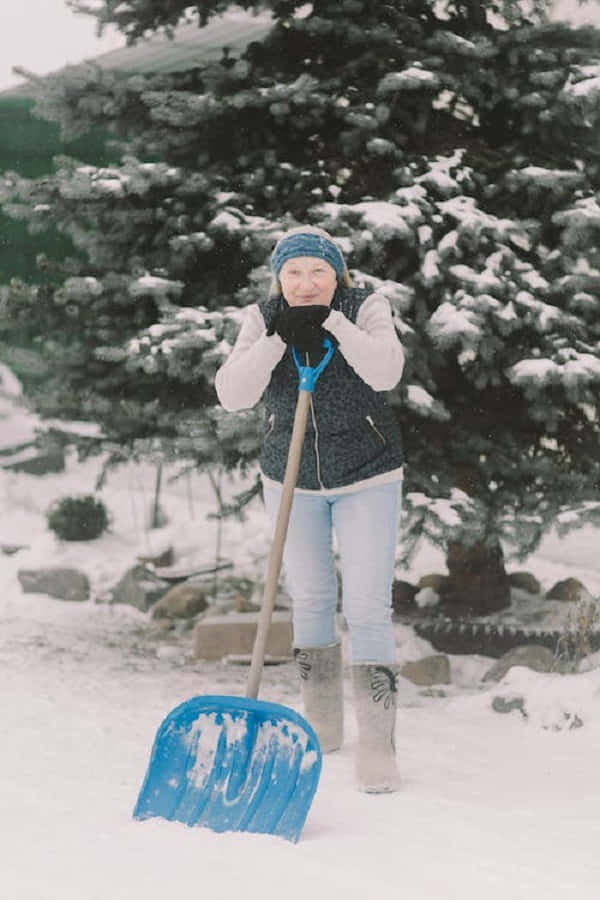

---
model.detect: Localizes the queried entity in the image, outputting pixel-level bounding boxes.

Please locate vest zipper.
[366,415,386,446]
[305,350,325,489]
[266,412,275,439]
[309,396,325,489]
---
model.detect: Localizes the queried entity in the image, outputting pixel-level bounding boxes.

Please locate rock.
[151,582,209,620]
[153,559,233,584]
[18,567,90,602]
[546,577,591,603]
[491,676,586,731]
[232,592,261,613]
[401,654,451,686]
[109,564,170,612]
[391,579,418,614]
[508,571,541,595]
[137,546,174,568]
[1,443,65,475]
[492,695,527,717]
[417,573,450,592]
[491,692,584,729]
[552,712,584,731]
[1,543,30,555]
[482,644,556,682]
[193,611,293,661]
[414,586,440,608]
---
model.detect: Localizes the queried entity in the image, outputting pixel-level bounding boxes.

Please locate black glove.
[268,304,330,354]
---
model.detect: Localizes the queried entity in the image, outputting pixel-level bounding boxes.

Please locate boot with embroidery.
[294,642,343,752]
[352,664,401,792]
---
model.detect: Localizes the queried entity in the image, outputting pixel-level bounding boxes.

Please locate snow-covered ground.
[1,452,600,900]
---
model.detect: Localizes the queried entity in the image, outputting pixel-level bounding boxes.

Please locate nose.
[298,272,319,292]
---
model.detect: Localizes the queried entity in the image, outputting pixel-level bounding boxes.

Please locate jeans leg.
[332,481,402,663]
[262,482,339,648]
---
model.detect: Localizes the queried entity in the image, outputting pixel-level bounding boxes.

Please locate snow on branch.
[560,66,600,102]
[377,67,441,94]
[123,305,243,379]
[555,501,600,535]
[424,30,495,59]
[351,271,414,313]
[129,275,184,301]
[402,488,485,560]
[206,207,280,247]
[448,264,503,294]
[437,195,532,250]
[506,166,585,192]
[507,352,600,396]
[427,301,483,350]
[405,384,451,421]
[319,199,423,242]
[57,160,181,201]
[553,197,600,246]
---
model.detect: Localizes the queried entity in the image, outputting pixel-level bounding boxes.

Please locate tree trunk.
[149,461,164,529]
[440,538,511,617]
[461,1,488,30]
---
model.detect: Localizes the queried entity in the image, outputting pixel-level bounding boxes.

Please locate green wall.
[0,96,114,283]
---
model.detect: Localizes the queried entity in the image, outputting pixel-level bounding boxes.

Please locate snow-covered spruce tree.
[2,1,600,613]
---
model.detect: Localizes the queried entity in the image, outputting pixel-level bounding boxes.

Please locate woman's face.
[279,256,337,307]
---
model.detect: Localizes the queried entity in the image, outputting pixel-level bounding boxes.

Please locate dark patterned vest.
[257,287,404,490]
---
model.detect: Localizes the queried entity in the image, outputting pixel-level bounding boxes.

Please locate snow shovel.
[133,338,335,843]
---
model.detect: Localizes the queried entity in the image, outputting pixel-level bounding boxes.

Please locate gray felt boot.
[294,642,343,752]
[352,664,401,793]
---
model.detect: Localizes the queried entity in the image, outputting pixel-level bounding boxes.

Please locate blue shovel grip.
[292,338,335,392]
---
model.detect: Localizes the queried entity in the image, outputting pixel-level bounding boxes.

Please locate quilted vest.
[257,287,404,491]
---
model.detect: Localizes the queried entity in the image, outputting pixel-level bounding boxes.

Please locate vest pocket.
[321,415,388,484]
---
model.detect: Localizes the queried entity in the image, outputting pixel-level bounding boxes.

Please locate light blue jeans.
[262,478,402,663]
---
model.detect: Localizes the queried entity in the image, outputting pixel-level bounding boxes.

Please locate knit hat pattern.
[271,231,346,280]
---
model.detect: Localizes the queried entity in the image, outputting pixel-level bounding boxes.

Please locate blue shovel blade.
[133,695,322,843]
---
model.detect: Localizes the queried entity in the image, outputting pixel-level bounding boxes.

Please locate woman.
[215,225,405,792]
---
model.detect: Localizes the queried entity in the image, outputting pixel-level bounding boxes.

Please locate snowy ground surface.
[1,453,600,900]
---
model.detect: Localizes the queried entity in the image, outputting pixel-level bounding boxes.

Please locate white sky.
[0,1,125,92]
[553,0,600,24]
[0,1,598,93]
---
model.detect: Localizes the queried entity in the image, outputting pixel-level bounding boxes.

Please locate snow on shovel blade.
[133,695,322,843]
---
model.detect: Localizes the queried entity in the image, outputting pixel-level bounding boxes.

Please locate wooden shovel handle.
[246,389,311,699]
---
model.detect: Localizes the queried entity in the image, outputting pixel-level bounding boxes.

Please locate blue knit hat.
[271,229,347,281]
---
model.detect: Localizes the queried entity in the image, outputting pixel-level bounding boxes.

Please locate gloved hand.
[268,304,330,354]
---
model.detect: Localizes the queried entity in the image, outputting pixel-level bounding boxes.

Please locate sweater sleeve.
[214,304,287,411]
[322,292,405,391]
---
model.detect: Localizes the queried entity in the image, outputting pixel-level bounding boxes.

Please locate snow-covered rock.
[18,566,90,603]
[491,666,600,731]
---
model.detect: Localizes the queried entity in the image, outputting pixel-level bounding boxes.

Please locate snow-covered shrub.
[47,494,111,541]
[554,597,600,673]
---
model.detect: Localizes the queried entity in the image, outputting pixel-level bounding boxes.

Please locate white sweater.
[215,292,405,412]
